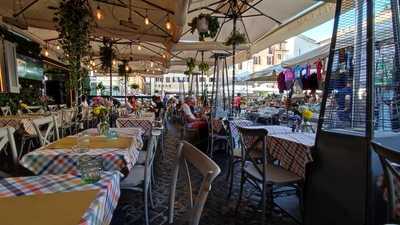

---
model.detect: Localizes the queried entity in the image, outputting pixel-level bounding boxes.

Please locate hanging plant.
[53,0,92,92]
[186,58,196,74]
[99,39,116,71]
[130,84,139,90]
[118,61,129,76]
[224,31,247,46]
[198,62,209,73]
[96,82,105,91]
[188,13,220,41]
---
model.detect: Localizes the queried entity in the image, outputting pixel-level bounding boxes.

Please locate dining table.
[116,112,155,137]
[0,171,121,225]
[234,124,315,178]
[20,128,142,175]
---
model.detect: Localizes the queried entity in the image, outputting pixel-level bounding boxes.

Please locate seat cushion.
[120,165,145,189]
[137,151,147,165]
[244,162,302,184]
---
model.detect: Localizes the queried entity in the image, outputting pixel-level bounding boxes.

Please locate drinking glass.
[78,155,102,183]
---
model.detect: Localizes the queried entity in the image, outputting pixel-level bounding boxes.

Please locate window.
[172,77,175,83]
[166,77,170,83]
[253,56,261,65]
[277,54,281,60]
[268,48,273,54]
[267,56,272,65]
[238,63,243,70]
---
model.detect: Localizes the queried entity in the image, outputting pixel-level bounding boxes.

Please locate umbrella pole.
[222,59,226,111]
[231,15,237,115]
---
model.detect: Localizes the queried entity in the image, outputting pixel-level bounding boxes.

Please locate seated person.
[126,96,137,113]
[182,97,207,129]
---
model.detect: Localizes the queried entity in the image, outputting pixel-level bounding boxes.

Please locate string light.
[165,14,171,30]
[56,44,60,50]
[144,9,149,25]
[112,59,116,66]
[162,54,166,59]
[137,45,142,51]
[45,49,49,57]
[96,5,103,20]
[150,61,154,67]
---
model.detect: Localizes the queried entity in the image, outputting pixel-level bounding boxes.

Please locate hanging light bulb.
[137,45,142,51]
[56,44,60,50]
[112,59,116,66]
[165,15,171,30]
[91,61,95,66]
[44,48,49,57]
[162,54,166,59]
[144,10,149,25]
[125,65,129,71]
[96,5,103,20]
[150,61,154,67]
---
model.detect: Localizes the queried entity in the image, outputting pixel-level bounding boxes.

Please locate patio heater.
[210,53,231,116]
[306,0,400,224]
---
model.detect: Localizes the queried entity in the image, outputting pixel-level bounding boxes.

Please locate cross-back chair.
[0,127,18,177]
[372,140,400,224]
[236,126,303,224]
[121,130,160,225]
[0,106,11,116]
[32,115,59,147]
[169,141,221,225]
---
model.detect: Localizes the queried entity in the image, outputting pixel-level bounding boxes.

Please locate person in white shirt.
[182,97,207,129]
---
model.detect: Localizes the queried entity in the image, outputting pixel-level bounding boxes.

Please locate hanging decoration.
[188,13,220,41]
[99,38,116,72]
[198,62,209,73]
[185,57,196,75]
[53,0,92,93]
[224,30,247,46]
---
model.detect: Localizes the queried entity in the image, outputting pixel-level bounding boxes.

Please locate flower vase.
[97,120,110,136]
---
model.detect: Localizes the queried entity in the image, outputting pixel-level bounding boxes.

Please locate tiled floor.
[111,123,299,225]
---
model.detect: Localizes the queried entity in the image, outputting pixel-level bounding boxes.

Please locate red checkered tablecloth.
[0,115,41,135]
[20,130,142,175]
[268,132,315,178]
[0,172,121,225]
[116,117,154,137]
[238,125,315,178]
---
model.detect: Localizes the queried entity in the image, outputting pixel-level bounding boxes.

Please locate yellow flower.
[20,103,28,109]
[93,107,101,115]
[302,110,313,121]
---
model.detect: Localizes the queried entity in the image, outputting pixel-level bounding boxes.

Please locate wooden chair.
[47,104,58,112]
[235,127,303,224]
[120,131,160,225]
[32,115,60,147]
[168,141,221,225]
[0,106,11,115]
[59,108,75,137]
[0,127,18,177]
[372,140,400,224]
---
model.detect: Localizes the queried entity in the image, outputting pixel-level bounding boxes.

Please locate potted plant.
[188,13,220,41]
[100,39,116,71]
[96,82,106,96]
[224,30,247,46]
[186,58,196,74]
[198,62,209,73]
[130,84,139,90]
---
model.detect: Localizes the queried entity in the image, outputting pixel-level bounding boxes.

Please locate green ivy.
[53,0,92,97]
[100,39,116,72]
[188,14,220,41]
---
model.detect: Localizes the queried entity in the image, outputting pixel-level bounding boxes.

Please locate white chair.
[32,115,60,147]
[121,131,160,225]
[168,141,221,225]
[0,127,18,177]
[0,106,11,115]
[47,104,58,112]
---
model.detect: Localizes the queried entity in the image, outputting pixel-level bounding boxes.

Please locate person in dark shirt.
[152,96,165,119]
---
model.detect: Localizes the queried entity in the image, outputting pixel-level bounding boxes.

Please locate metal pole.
[224,57,230,112]
[222,57,226,111]
[215,57,220,112]
[124,70,127,105]
[231,15,237,115]
[211,56,217,113]
[390,0,400,130]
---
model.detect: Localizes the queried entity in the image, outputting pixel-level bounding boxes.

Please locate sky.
[302,19,334,42]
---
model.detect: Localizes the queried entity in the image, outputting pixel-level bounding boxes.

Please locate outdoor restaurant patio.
[0,0,399,225]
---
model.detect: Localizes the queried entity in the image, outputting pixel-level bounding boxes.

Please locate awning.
[245,64,283,82]
[281,42,330,68]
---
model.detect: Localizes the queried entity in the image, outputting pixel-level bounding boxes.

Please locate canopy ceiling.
[0,0,335,76]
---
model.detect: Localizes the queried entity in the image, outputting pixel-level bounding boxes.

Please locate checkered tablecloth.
[0,115,40,135]
[0,171,121,225]
[116,117,153,137]
[229,119,254,144]
[84,128,144,149]
[20,134,141,175]
[237,125,314,178]
[268,132,315,178]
